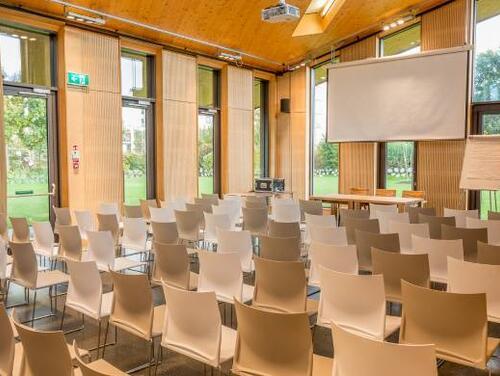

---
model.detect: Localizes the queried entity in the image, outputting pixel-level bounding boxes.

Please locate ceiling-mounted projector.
[262,0,300,23]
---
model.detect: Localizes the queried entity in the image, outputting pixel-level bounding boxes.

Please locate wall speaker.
[280,98,290,113]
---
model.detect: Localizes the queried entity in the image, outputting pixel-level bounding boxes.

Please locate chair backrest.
[121,217,148,250]
[170,197,187,211]
[87,231,115,269]
[331,322,437,376]
[242,207,268,235]
[244,200,268,209]
[58,225,83,262]
[308,243,358,286]
[309,225,348,247]
[318,267,387,340]
[443,208,479,228]
[253,257,307,313]
[201,194,219,206]
[410,235,464,283]
[271,198,295,207]
[268,220,300,239]
[150,206,175,223]
[212,203,238,228]
[216,229,253,273]
[299,199,323,221]
[204,212,231,243]
[403,190,426,199]
[355,230,400,272]
[153,243,190,289]
[344,217,379,245]
[10,241,38,289]
[162,285,222,367]
[447,257,500,323]
[194,198,214,213]
[140,199,158,220]
[98,202,120,221]
[272,203,301,223]
[245,196,267,206]
[388,221,430,251]
[109,270,153,340]
[400,281,489,369]
[376,212,410,234]
[0,304,15,376]
[418,213,455,239]
[372,248,430,303]
[74,210,95,239]
[96,213,120,245]
[53,206,72,233]
[305,213,336,228]
[233,300,313,376]
[0,239,7,280]
[465,217,500,245]
[441,224,487,262]
[32,221,56,257]
[259,235,300,261]
[339,208,369,227]
[350,187,370,195]
[369,203,398,219]
[123,204,143,219]
[174,210,201,241]
[66,260,103,320]
[408,207,436,224]
[73,340,110,376]
[477,241,500,265]
[198,251,243,302]
[151,221,178,245]
[375,188,397,197]
[0,213,8,242]
[10,217,30,243]
[488,211,500,220]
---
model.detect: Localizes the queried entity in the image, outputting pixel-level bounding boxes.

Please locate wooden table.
[309,193,424,212]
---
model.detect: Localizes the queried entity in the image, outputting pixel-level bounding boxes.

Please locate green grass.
[7,182,50,223]
[124,176,147,205]
[199,176,214,195]
[386,176,413,196]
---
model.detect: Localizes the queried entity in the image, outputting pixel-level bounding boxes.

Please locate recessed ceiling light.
[66,15,75,20]
[20,35,28,40]
[397,19,405,25]
[390,22,397,28]
[29,37,37,41]
[383,25,390,31]
[11,34,19,38]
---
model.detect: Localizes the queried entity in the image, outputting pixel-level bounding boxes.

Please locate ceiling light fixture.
[321,0,336,17]
[218,51,242,62]
[382,14,415,32]
[65,11,106,25]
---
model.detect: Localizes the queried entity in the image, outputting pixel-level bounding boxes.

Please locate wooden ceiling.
[3,0,447,71]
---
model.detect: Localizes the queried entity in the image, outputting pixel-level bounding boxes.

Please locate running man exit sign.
[67,72,89,87]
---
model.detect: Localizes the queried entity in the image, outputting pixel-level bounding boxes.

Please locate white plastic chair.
[376,212,409,234]
[170,197,188,211]
[309,225,348,247]
[443,208,479,228]
[74,210,95,240]
[271,198,295,207]
[0,239,8,281]
[197,251,253,304]
[213,203,239,228]
[308,243,358,287]
[98,202,121,221]
[32,222,58,260]
[465,217,500,245]
[121,217,149,254]
[216,229,254,273]
[272,203,301,223]
[150,206,175,223]
[317,266,400,340]
[369,204,398,219]
[161,285,236,369]
[203,213,232,245]
[409,235,464,284]
[448,257,500,323]
[388,221,430,251]
[305,213,336,244]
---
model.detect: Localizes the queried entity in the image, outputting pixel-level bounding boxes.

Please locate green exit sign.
[67,72,89,87]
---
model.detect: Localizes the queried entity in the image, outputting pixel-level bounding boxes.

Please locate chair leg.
[96,320,102,361]
[102,320,110,359]
[148,339,154,376]
[31,290,37,327]
[60,304,66,330]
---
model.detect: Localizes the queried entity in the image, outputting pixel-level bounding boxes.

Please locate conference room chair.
[376,211,410,233]
[375,188,397,197]
[197,250,253,304]
[271,197,295,207]
[316,267,400,340]
[203,212,232,246]
[103,271,166,374]
[408,206,436,224]
[309,225,348,247]
[245,196,267,205]
[243,199,268,209]
[259,235,301,261]
[350,187,370,195]
[338,208,370,226]
[232,300,333,376]
[152,243,197,290]
[140,199,159,221]
[98,202,121,223]
[443,208,479,228]
[10,217,30,243]
[466,217,500,245]
[418,213,455,239]
[388,221,430,251]
[74,210,95,241]
[216,229,254,273]
[344,217,379,245]
[402,190,426,200]
[308,243,358,287]
[6,242,69,325]
[477,241,500,265]
[447,257,500,324]
[121,217,149,256]
[304,213,337,244]
[0,304,20,376]
[242,207,268,236]
[149,206,175,223]
[53,206,72,235]
[123,204,143,219]
[32,221,59,264]
[354,230,400,272]
[441,224,487,262]
[87,231,145,273]
[268,219,301,239]
[400,281,499,371]
[409,235,464,284]
[253,257,318,316]
[96,213,121,246]
[0,213,8,242]
[489,211,500,220]
[194,197,215,214]
[160,285,236,373]
[369,203,398,219]
[331,322,438,376]
[74,340,127,376]
[62,260,113,356]
[58,225,85,263]
[185,202,206,226]
[174,209,203,245]
[299,199,323,221]
[201,193,220,206]
[371,248,430,304]
[272,202,301,223]
[150,221,179,246]
[167,197,188,211]
[213,202,239,228]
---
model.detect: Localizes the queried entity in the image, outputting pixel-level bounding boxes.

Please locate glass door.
[4,87,57,222]
[198,111,216,195]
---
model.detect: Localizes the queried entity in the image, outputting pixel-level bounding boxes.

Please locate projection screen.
[327,46,469,142]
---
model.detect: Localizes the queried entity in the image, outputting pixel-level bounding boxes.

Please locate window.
[380,23,421,57]
[197,66,221,195]
[310,63,339,196]
[120,50,155,204]
[379,142,416,196]
[253,79,269,179]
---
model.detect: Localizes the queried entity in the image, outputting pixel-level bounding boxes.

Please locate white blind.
[460,136,500,191]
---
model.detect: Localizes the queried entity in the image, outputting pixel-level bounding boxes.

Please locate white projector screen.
[327,46,469,142]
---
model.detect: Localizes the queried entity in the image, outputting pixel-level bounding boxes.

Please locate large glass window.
[380,23,421,57]
[379,142,415,196]
[197,66,220,195]
[253,79,269,179]
[121,51,150,98]
[311,63,339,196]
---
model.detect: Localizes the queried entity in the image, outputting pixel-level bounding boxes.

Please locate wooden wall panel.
[64,27,123,214]
[340,36,377,62]
[0,56,5,214]
[163,51,198,201]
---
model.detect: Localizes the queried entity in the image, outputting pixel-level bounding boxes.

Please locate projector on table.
[254,178,286,193]
[261,0,300,23]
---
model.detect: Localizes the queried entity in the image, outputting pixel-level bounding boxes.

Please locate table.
[309,193,424,213]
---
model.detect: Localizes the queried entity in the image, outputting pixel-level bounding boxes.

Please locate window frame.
[379,22,422,58]
[253,78,270,178]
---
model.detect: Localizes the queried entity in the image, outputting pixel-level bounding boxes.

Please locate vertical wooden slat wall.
[338,36,378,194]
[64,27,123,214]
[419,0,468,214]
[221,66,254,194]
[162,51,198,202]
[0,55,5,214]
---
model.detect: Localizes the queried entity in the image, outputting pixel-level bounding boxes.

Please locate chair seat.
[436,337,499,369]
[66,292,114,320]
[14,341,90,370]
[215,284,254,305]
[34,245,59,258]
[152,304,167,338]
[35,270,70,289]
[312,354,334,376]
[384,315,401,338]
[219,325,238,364]
[96,257,146,272]
[84,358,128,375]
